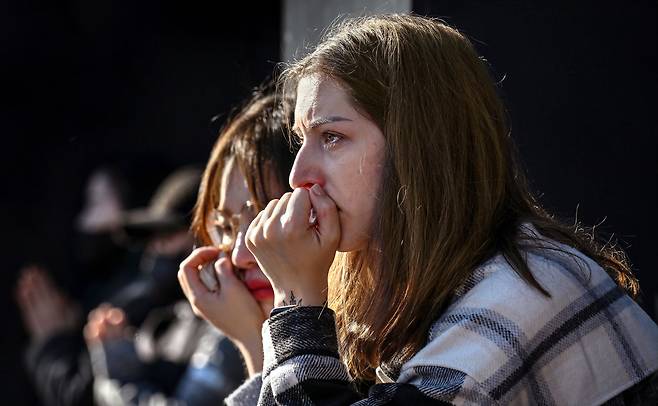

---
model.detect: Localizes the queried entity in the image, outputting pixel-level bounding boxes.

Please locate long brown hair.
[192,88,296,245]
[280,14,638,381]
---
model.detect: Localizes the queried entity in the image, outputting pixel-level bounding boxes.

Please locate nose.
[231,229,256,270]
[289,142,324,189]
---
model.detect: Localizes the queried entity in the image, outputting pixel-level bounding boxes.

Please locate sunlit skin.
[246,74,386,306]
[178,158,285,376]
[217,157,276,316]
[290,74,386,252]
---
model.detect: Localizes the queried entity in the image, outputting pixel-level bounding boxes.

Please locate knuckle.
[266,199,279,210]
[263,219,279,239]
[281,218,295,236]
[279,214,292,229]
[179,257,192,269]
[245,234,256,250]
[246,227,258,245]
[245,222,255,238]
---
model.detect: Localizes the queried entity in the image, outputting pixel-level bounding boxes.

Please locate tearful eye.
[323,132,343,148]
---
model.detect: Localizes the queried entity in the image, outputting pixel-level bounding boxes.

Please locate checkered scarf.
[226,228,658,405]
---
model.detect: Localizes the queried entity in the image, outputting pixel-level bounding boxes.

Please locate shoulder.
[440,226,636,346]
[399,229,658,404]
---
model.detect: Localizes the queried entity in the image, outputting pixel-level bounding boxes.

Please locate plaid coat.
[227,227,658,405]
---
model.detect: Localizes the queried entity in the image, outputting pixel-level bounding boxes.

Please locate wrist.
[264,306,338,366]
[273,285,327,307]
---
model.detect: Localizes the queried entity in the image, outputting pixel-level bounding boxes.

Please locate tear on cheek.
[358,154,366,175]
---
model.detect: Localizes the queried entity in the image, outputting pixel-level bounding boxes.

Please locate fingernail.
[311,184,324,196]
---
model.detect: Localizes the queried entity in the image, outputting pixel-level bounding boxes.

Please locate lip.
[244,279,274,301]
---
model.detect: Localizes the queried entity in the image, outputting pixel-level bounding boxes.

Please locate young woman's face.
[215,158,279,315]
[290,74,386,252]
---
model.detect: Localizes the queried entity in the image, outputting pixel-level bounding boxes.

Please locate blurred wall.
[282,0,411,61]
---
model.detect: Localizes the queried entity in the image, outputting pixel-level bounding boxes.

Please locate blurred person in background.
[16,167,125,350]
[84,165,243,406]
[15,164,143,406]
[15,162,196,406]
[87,87,297,405]
[103,166,202,326]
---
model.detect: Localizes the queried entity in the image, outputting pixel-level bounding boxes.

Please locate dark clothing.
[89,301,245,406]
[23,253,185,406]
[25,332,94,406]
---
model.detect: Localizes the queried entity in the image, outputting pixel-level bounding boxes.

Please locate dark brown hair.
[280,14,638,381]
[192,88,296,245]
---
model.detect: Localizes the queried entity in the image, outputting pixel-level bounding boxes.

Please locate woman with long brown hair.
[233,14,658,405]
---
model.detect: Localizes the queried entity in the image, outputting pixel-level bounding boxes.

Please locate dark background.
[1,1,655,404]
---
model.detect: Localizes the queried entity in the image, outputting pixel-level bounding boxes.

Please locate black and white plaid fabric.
[227,228,658,405]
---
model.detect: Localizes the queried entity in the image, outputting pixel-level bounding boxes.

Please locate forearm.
[260,306,363,404]
[259,307,455,405]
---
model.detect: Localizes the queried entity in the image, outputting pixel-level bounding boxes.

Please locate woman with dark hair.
[234,14,657,405]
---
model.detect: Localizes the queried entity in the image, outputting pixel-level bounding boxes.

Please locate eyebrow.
[292,115,352,133]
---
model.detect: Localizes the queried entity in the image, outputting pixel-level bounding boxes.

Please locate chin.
[336,232,368,253]
[258,300,274,316]
[336,212,372,252]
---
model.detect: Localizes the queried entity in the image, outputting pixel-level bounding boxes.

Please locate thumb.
[309,184,340,243]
